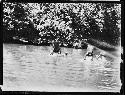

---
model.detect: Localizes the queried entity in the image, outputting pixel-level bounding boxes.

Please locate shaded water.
[2,44,121,92]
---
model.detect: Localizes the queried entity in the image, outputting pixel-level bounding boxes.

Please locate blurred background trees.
[3,2,121,47]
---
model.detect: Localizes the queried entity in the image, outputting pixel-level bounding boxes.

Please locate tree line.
[3,3,121,47]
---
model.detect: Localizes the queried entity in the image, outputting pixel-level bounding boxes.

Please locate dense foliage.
[3,3,121,47]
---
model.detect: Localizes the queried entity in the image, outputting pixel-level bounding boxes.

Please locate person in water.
[84,44,94,60]
[50,39,61,55]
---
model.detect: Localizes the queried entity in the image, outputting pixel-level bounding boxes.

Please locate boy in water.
[50,39,61,55]
[84,44,94,60]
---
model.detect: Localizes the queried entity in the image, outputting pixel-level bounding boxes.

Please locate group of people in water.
[50,38,97,60]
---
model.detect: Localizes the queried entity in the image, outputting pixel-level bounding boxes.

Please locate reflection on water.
[3,44,121,92]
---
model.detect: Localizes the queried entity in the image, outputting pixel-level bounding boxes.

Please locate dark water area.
[2,43,121,92]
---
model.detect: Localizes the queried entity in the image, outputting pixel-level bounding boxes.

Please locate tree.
[101,4,121,46]
[3,2,40,43]
[3,3,121,46]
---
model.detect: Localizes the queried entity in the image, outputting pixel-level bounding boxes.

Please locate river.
[2,43,121,92]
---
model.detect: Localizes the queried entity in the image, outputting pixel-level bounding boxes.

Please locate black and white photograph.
[2,2,122,92]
